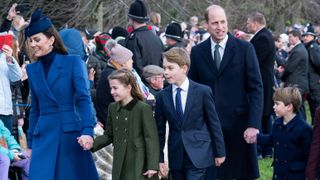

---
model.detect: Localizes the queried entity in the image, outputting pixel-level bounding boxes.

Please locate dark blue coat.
[155,80,225,170]
[26,54,98,180]
[189,34,263,179]
[258,115,312,180]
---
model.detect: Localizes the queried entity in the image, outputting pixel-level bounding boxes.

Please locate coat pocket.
[194,133,212,142]
[62,123,81,132]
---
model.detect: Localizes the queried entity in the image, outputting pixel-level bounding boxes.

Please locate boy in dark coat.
[253,86,312,179]
[155,47,225,180]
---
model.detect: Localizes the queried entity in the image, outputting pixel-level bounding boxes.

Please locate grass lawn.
[258,102,312,179]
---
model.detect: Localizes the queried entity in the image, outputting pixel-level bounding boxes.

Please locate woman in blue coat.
[24,9,98,180]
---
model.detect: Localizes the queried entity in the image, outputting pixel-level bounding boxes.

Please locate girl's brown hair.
[273,86,302,113]
[108,68,144,101]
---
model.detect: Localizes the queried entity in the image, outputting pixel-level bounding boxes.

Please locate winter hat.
[303,24,316,37]
[143,65,164,79]
[106,39,133,64]
[111,26,129,39]
[128,0,149,23]
[165,22,183,42]
[59,28,86,60]
[25,9,52,37]
[95,33,111,59]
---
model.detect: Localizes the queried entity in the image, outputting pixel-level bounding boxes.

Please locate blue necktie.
[175,88,183,120]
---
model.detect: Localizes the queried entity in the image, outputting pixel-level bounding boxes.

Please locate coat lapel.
[47,54,64,88]
[181,80,195,124]
[200,38,218,73]
[218,34,236,77]
[164,85,182,127]
[33,62,57,103]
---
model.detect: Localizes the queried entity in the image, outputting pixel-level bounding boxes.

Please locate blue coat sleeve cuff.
[82,127,94,137]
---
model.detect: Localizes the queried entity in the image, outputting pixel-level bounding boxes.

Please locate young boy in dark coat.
[252,86,312,179]
[155,47,225,180]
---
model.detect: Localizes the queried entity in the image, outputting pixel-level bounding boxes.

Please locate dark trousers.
[0,114,13,132]
[170,150,206,180]
[257,115,273,157]
[204,165,216,180]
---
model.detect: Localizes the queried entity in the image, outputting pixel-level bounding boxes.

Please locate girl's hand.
[143,170,158,178]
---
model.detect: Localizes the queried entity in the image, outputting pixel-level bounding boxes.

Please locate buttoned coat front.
[258,115,312,179]
[26,54,98,180]
[93,99,159,180]
[189,34,263,179]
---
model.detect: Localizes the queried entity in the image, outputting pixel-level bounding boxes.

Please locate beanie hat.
[25,9,52,37]
[128,0,149,22]
[111,26,129,39]
[303,24,316,37]
[95,33,111,59]
[143,65,164,79]
[165,22,183,42]
[106,39,133,64]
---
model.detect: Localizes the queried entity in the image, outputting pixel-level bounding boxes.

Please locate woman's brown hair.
[108,68,144,101]
[42,26,68,55]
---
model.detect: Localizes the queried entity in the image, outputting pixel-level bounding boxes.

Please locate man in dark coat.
[278,29,309,119]
[302,25,320,123]
[189,5,263,180]
[246,12,276,158]
[125,0,164,77]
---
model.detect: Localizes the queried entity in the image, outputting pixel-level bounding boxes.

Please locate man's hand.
[215,156,226,167]
[159,162,169,178]
[244,127,259,144]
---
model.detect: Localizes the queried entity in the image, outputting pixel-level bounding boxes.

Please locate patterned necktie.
[214,44,221,69]
[175,88,183,120]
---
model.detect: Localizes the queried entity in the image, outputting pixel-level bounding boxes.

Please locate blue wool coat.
[258,115,312,179]
[26,53,98,180]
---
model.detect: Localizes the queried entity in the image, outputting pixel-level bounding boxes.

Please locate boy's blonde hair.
[162,47,190,69]
[273,86,302,113]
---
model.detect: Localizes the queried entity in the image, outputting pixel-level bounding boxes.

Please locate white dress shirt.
[172,78,189,113]
[210,35,229,63]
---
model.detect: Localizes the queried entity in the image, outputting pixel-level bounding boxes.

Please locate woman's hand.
[143,170,158,178]
[2,45,14,64]
[77,135,94,150]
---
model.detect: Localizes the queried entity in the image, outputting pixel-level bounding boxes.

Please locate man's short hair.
[289,29,302,40]
[247,12,266,26]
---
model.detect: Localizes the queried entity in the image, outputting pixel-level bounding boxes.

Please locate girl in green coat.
[93,68,159,180]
